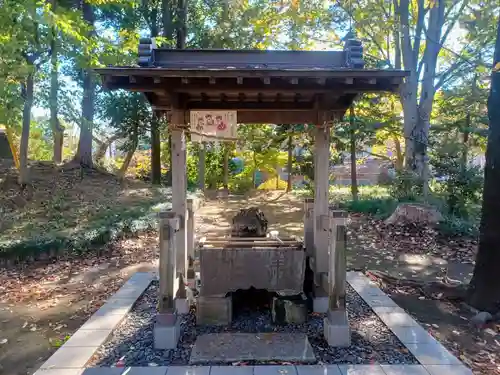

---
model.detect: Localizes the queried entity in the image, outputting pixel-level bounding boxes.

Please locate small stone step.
[189,332,316,364]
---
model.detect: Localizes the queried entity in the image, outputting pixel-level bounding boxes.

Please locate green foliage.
[389,170,423,201]
[431,148,484,218]
[341,198,398,219]
[437,215,480,237]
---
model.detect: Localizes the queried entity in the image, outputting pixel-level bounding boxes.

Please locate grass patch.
[0,162,198,261]
[340,198,398,219]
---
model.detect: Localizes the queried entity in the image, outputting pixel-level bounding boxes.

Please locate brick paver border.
[33,271,472,375]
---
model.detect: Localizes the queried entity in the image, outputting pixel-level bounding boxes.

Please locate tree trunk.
[119,140,138,179]
[175,0,187,49]
[252,151,257,187]
[19,72,34,185]
[349,106,358,201]
[151,111,162,184]
[162,0,174,41]
[74,0,95,168]
[467,19,500,313]
[393,137,404,171]
[95,133,122,162]
[198,143,206,190]
[50,0,63,163]
[275,164,280,189]
[223,144,229,189]
[286,134,293,192]
[462,112,470,168]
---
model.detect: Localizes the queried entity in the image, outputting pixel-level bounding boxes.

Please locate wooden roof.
[96,39,409,124]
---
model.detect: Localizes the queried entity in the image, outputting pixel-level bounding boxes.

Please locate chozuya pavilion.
[95,37,408,349]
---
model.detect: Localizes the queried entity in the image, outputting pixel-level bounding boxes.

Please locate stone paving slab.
[296,365,341,374]
[338,365,386,375]
[189,333,316,364]
[64,329,113,347]
[380,365,430,375]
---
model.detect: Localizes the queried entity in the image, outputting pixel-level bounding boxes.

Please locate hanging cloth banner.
[190,111,238,143]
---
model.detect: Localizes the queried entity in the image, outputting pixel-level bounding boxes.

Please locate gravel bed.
[90,281,418,367]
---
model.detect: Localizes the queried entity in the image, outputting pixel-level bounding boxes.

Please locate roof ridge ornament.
[343,38,365,69]
[138,37,155,67]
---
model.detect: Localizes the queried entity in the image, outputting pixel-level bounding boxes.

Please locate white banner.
[190,111,238,143]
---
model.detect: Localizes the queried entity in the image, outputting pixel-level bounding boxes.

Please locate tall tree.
[49,0,64,163]
[73,0,96,168]
[467,18,500,313]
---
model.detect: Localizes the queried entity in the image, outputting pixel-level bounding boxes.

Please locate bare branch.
[440,0,469,47]
[412,0,427,68]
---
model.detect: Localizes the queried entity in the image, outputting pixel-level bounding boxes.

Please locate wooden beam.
[237,110,322,124]
[97,67,409,80]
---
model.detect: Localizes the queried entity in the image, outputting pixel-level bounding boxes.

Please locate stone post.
[187,198,195,280]
[323,209,350,347]
[304,198,315,260]
[314,126,330,275]
[155,210,181,349]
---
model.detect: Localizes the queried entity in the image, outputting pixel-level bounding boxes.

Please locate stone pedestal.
[196,295,232,325]
[324,310,350,347]
[154,313,180,350]
[272,293,308,325]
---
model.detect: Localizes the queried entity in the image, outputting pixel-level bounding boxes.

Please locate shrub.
[340,198,397,219]
[389,170,423,201]
[437,215,479,237]
[257,177,287,190]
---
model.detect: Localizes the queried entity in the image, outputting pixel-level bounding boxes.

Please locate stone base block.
[196,296,232,325]
[324,310,350,347]
[272,293,308,325]
[154,313,180,350]
[313,297,328,313]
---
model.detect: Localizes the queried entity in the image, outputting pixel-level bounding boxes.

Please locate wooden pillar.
[158,211,179,314]
[186,198,195,279]
[198,143,206,191]
[223,144,229,190]
[170,115,188,280]
[314,125,330,274]
[304,198,314,259]
[328,209,348,312]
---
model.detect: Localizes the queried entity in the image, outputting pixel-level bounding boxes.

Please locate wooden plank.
[201,236,300,241]
[158,211,179,313]
[201,240,301,245]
